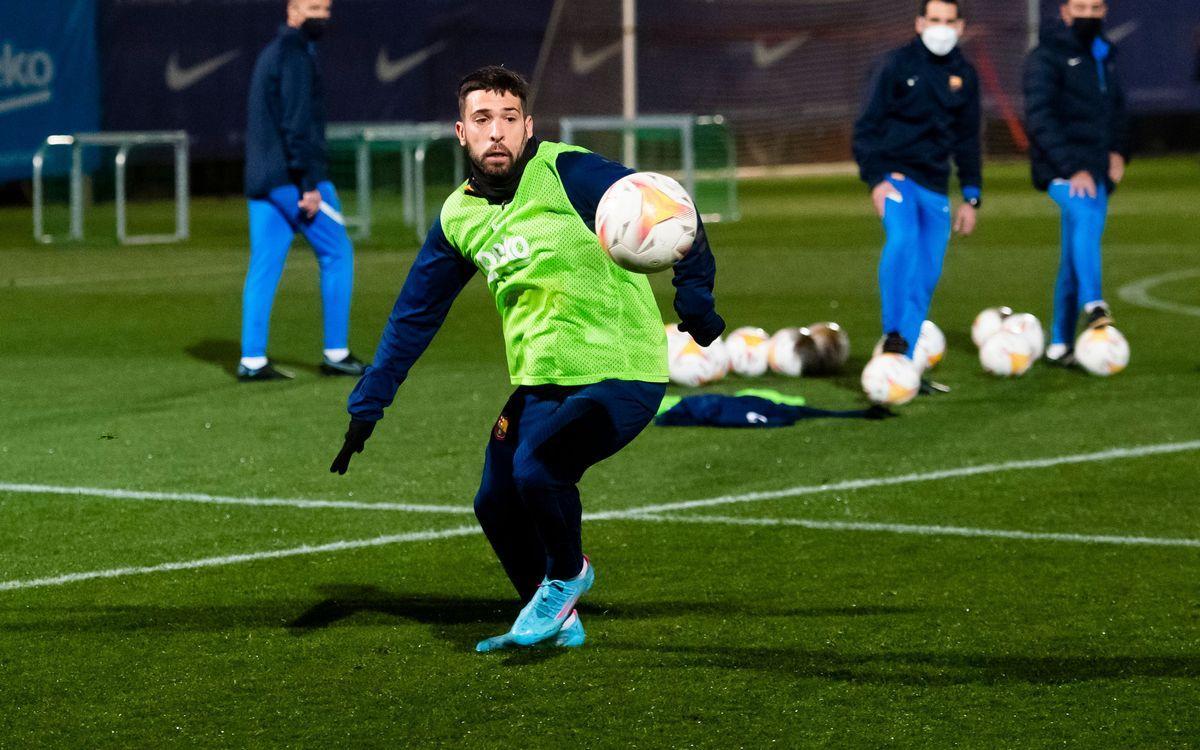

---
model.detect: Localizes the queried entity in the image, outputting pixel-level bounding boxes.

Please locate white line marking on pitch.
[1118,269,1200,318]
[4,438,1199,591]
[590,439,1200,518]
[5,439,1200,518]
[0,483,473,515]
[0,525,481,592]
[621,513,1200,549]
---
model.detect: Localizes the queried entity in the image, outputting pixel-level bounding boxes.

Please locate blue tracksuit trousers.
[242,181,354,358]
[473,379,665,603]
[1048,180,1108,346]
[878,176,952,358]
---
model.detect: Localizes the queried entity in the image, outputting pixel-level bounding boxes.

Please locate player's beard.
[469,137,529,179]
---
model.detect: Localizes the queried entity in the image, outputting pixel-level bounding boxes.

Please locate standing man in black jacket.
[1024,0,1131,364]
[239,0,364,381]
[853,0,982,382]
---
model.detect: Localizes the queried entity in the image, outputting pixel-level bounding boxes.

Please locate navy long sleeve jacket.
[852,37,982,199]
[1023,23,1131,192]
[347,149,719,422]
[244,25,329,198]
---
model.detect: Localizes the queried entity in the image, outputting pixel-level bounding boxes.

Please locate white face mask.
[921,24,959,56]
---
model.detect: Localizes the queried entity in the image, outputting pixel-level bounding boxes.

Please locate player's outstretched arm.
[672,217,724,346]
[331,219,475,474]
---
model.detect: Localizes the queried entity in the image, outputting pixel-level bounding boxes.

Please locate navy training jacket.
[852,37,982,198]
[244,25,329,198]
[1023,22,1131,192]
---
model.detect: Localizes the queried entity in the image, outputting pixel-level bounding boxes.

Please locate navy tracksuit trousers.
[473,379,665,603]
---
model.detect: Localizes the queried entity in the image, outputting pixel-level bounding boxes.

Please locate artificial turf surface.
[1,157,1198,747]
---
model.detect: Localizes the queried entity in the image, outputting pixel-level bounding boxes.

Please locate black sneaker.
[1085,304,1113,330]
[320,352,366,376]
[237,361,294,382]
[881,332,909,355]
[919,378,951,395]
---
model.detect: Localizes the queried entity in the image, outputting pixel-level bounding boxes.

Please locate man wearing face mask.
[853,0,981,391]
[239,0,365,381]
[1025,0,1131,365]
[330,67,723,651]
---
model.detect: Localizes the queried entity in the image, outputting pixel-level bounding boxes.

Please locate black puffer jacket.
[1024,22,1131,192]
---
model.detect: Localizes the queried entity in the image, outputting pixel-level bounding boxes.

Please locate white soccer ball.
[972,306,1013,348]
[666,323,728,386]
[806,322,850,374]
[1001,313,1045,361]
[860,353,920,406]
[725,326,771,377]
[916,320,947,370]
[767,327,808,377]
[596,172,698,274]
[979,330,1034,377]
[1075,325,1130,376]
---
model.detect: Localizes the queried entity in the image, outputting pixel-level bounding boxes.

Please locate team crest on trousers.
[493,415,509,441]
[949,75,963,93]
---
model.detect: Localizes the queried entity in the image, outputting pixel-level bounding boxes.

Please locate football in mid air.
[596,172,698,274]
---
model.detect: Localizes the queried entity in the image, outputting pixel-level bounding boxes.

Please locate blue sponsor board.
[98,0,553,160]
[0,0,101,183]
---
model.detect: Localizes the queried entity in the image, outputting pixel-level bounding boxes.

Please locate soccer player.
[1025,0,1130,364]
[240,0,365,381]
[852,0,981,389]
[329,67,723,650]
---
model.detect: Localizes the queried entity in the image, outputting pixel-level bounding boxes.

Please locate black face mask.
[300,18,328,41]
[1071,17,1103,44]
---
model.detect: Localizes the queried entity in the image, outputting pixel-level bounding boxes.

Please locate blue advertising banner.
[98,0,553,160]
[0,0,102,183]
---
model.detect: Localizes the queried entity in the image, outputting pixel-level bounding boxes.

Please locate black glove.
[330,419,376,475]
[679,310,726,347]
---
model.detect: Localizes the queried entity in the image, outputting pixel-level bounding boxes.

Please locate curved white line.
[1117,269,1200,318]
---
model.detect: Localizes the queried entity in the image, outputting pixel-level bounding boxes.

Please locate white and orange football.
[596,172,698,274]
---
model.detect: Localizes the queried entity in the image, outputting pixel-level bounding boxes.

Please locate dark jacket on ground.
[244,25,328,198]
[852,37,982,198]
[1024,22,1131,192]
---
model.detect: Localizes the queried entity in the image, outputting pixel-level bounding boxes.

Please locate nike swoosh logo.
[571,42,622,76]
[752,35,808,68]
[1107,20,1138,42]
[0,90,52,115]
[165,50,241,92]
[376,41,447,84]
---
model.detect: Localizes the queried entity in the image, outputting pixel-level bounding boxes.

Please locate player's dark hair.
[919,0,961,17]
[457,66,531,115]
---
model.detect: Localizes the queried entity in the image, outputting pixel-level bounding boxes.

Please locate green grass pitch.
[1,157,1198,747]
